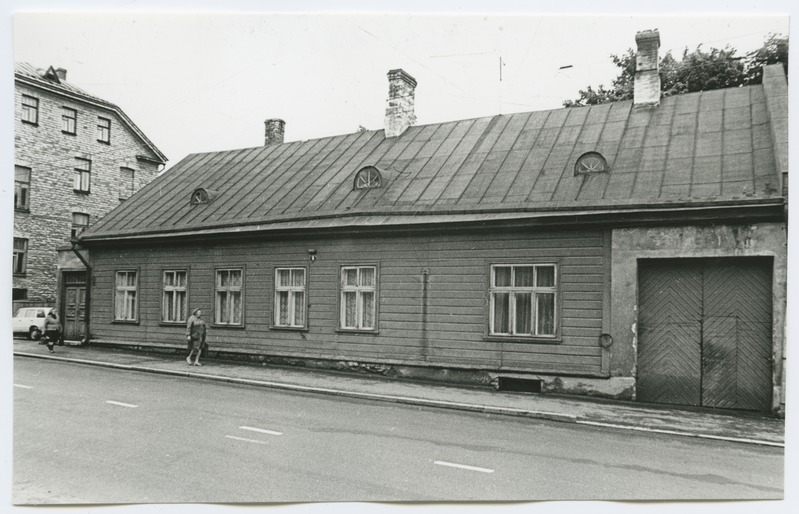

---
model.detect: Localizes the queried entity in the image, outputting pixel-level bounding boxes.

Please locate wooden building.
[78,31,788,415]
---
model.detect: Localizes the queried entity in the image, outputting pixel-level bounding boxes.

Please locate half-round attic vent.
[354,166,383,190]
[574,152,609,175]
[190,187,218,205]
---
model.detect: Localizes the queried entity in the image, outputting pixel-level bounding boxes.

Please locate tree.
[563,33,788,107]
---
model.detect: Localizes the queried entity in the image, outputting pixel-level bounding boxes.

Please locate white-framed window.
[71,212,90,239]
[340,265,377,330]
[21,95,38,124]
[274,267,306,328]
[62,107,77,134]
[215,268,243,325]
[97,117,111,143]
[74,158,91,193]
[15,166,31,211]
[489,264,557,337]
[114,270,138,321]
[13,238,28,275]
[162,270,188,323]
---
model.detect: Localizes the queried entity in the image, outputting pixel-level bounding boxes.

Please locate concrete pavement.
[12,339,784,447]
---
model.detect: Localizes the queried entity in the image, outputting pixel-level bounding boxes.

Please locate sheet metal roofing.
[83,65,787,241]
[15,62,167,163]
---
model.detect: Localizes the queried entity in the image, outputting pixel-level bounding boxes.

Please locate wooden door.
[701,259,773,410]
[64,286,86,340]
[637,261,703,406]
[637,258,773,411]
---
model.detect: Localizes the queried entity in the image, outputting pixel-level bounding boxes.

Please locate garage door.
[637,258,773,411]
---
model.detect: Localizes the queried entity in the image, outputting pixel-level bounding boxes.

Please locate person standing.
[43,311,62,354]
[186,308,207,366]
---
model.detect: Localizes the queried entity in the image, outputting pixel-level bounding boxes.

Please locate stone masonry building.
[13,63,166,323]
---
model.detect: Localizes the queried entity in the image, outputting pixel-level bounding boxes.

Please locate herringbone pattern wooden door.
[638,258,772,411]
[702,260,772,410]
[637,262,703,406]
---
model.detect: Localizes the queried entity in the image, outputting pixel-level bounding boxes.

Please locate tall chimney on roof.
[264,118,285,145]
[55,68,67,81]
[384,69,417,137]
[634,29,661,107]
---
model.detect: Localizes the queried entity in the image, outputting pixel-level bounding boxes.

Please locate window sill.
[97,140,111,145]
[73,189,91,195]
[335,328,379,335]
[14,207,30,213]
[112,320,140,325]
[62,131,76,136]
[13,273,27,278]
[484,335,561,344]
[159,321,187,327]
[21,121,38,127]
[270,325,308,332]
[211,323,246,329]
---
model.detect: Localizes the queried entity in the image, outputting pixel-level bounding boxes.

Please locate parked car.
[11,307,54,340]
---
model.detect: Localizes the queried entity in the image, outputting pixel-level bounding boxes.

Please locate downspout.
[70,240,91,344]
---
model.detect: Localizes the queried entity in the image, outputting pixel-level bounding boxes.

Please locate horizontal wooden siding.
[89,227,607,375]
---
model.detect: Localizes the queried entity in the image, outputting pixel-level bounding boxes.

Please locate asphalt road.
[13,357,784,504]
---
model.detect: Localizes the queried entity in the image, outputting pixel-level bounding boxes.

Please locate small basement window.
[497,377,543,393]
[354,166,382,190]
[574,152,609,175]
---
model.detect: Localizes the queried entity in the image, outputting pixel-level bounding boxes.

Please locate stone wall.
[13,79,162,303]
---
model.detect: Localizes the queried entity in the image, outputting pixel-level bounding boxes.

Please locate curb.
[14,352,784,448]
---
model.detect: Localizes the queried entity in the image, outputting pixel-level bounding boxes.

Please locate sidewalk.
[13,339,785,447]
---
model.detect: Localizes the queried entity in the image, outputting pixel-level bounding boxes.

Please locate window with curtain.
[97,117,111,143]
[15,166,31,211]
[215,268,243,325]
[162,270,188,323]
[114,270,138,321]
[274,268,306,328]
[71,212,90,239]
[340,266,377,330]
[489,264,557,337]
[13,238,28,275]
[62,107,77,134]
[21,95,38,124]
[74,158,91,192]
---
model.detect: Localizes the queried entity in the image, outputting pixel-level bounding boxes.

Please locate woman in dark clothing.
[43,311,62,354]
[185,308,207,366]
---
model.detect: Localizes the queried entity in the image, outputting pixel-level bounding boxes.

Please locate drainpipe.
[70,240,91,344]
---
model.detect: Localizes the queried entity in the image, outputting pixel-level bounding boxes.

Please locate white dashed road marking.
[226,435,269,445]
[433,461,495,473]
[105,400,138,408]
[239,425,283,436]
[13,384,33,389]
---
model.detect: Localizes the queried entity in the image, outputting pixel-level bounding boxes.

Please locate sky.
[4,3,792,170]
[2,1,797,514]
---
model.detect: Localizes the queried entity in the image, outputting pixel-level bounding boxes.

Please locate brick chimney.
[55,67,67,81]
[264,118,285,145]
[384,69,417,137]
[634,29,661,107]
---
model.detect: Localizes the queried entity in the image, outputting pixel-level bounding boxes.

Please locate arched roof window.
[574,152,609,175]
[354,166,383,190]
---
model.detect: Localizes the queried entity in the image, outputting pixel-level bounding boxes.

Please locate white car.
[12,307,54,340]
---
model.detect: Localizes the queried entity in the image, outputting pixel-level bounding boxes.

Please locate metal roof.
[82,65,788,242]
